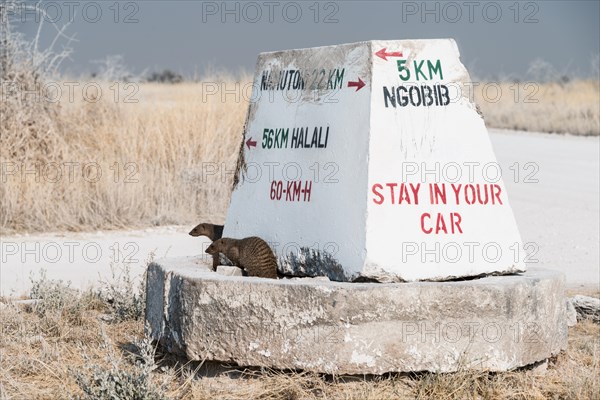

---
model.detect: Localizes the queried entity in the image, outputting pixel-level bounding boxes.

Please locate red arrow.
[375,48,403,61]
[347,77,365,91]
[246,137,257,149]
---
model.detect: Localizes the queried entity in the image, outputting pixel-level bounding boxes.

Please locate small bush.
[72,327,168,400]
[147,69,183,84]
[97,255,153,322]
[29,269,88,326]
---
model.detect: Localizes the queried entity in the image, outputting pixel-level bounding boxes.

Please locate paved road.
[490,129,599,290]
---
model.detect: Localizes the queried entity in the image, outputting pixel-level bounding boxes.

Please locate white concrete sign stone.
[224,39,525,282]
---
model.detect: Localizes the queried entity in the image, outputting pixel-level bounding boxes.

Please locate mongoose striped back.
[206,237,278,279]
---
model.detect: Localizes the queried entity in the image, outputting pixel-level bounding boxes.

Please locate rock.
[566,299,578,327]
[571,295,600,323]
[528,359,549,376]
[146,257,568,375]
[216,266,244,277]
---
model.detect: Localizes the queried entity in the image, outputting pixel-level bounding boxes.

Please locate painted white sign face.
[224,39,525,282]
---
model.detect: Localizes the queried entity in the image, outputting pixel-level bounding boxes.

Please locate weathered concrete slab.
[146,257,568,374]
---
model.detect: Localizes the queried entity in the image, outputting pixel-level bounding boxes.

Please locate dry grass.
[475,80,600,136]
[1,81,247,234]
[1,78,598,234]
[1,275,599,400]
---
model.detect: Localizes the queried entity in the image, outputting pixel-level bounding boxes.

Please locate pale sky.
[16,0,600,79]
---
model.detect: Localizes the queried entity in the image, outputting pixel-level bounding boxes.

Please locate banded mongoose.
[205,237,278,279]
[189,223,225,271]
[189,223,223,241]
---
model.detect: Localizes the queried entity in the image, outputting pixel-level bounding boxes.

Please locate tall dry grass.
[475,80,600,136]
[1,81,247,233]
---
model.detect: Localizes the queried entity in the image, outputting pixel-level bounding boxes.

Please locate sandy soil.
[1,129,598,296]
